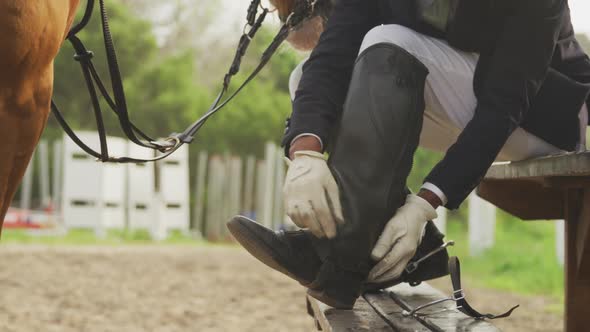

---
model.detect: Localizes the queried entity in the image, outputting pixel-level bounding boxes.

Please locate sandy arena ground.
[0,245,562,332]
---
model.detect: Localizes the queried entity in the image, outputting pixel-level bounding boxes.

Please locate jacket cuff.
[292,133,324,150]
[281,114,333,156]
[421,182,449,206]
[423,172,470,210]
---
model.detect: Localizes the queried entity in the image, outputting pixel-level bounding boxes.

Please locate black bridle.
[53,0,319,163]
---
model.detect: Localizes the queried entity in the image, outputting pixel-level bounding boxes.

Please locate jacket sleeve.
[281,0,379,153]
[424,0,567,209]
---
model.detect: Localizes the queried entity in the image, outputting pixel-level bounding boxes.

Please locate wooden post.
[150,192,168,241]
[52,140,63,213]
[242,156,256,217]
[205,156,223,241]
[272,151,286,230]
[255,161,266,222]
[216,154,235,239]
[564,189,590,332]
[37,140,51,209]
[228,157,243,238]
[556,219,565,266]
[468,192,496,256]
[261,143,276,228]
[20,150,34,211]
[193,151,208,238]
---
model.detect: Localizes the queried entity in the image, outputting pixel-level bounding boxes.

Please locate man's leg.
[305,34,430,306]
[360,24,566,161]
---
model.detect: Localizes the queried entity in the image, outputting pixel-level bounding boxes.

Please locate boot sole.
[227,216,312,287]
[307,288,355,310]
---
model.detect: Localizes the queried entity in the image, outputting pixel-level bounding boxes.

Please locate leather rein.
[53,0,317,163]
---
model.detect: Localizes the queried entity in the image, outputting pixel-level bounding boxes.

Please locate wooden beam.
[577,191,590,280]
[478,180,564,220]
[564,189,590,332]
[485,152,590,180]
[307,284,501,331]
[306,293,392,331]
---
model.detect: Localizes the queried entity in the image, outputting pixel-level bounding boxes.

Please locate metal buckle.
[150,137,180,152]
[402,289,465,317]
[405,241,455,274]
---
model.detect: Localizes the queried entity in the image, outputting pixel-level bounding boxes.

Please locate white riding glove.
[283,151,344,239]
[368,194,437,283]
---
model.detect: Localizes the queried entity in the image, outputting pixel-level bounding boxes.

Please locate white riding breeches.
[289,24,588,162]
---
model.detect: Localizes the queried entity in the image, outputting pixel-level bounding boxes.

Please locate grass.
[445,211,564,303]
[0,228,207,246]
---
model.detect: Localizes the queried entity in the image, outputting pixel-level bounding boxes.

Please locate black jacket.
[282,0,590,209]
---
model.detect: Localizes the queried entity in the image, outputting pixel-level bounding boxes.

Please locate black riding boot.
[227,43,449,309]
[307,43,431,308]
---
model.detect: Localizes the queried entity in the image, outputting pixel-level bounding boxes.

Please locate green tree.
[49,0,160,140]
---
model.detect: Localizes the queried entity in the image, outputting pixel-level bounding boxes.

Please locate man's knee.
[360,24,421,56]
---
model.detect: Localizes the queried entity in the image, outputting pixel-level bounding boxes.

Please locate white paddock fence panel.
[157,146,190,232]
[468,192,496,256]
[100,137,127,229]
[433,207,447,235]
[126,144,157,231]
[61,132,103,229]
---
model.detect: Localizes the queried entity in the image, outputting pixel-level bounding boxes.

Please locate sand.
[0,245,563,332]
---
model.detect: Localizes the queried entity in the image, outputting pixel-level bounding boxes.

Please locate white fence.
[58,131,191,238]
[10,134,569,261]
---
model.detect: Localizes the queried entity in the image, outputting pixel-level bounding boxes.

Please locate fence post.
[52,140,63,213]
[261,143,277,228]
[193,151,208,238]
[151,192,168,241]
[556,219,565,266]
[272,151,286,230]
[255,161,266,223]
[242,156,256,218]
[227,156,243,238]
[468,192,496,256]
[37,140,51,209]
[205,156,225,241]
[20,151,34,211]
[433,207,447,235]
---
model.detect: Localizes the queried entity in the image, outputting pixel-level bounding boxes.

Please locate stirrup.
[402,256,519,320]
[405,240,455,275]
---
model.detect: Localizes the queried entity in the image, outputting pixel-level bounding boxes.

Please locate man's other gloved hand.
[368,194,438,283]
[284,151,344,239]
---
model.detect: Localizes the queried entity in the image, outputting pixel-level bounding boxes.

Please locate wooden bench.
[307,283,500,331]
[478,152,590,332]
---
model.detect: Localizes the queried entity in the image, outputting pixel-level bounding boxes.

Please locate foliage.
[445,211,564,304]
[47,0,300,160]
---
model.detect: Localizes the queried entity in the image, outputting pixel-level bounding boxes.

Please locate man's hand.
[368,194,438,283]
[284,150,344,239]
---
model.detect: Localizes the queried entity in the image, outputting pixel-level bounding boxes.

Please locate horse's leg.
[0,0,80,233]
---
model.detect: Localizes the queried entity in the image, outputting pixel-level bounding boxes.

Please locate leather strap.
[52,0,316,163]
[449,256,519,319]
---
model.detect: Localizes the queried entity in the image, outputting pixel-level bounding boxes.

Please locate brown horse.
[0,0,80,233]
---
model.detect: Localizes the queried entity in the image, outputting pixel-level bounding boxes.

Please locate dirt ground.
[0,245,562,332]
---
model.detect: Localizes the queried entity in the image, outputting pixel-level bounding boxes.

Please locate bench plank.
[307,283,501,331]
[307,292,393,331]
[484,152,590,180]
[480,152,590,332]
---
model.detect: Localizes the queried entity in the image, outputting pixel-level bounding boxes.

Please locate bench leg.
[564,189,590,332]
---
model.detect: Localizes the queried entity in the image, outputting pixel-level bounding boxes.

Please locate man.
[228,0,590,309]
